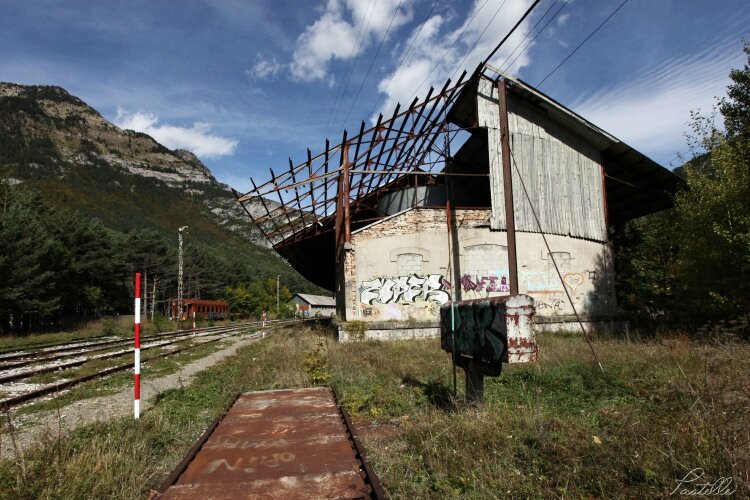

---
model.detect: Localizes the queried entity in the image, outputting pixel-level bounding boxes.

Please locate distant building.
[289,293,336,317]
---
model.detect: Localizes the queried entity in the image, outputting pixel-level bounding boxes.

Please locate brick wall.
[354,208,490,241]
[397,253,423,274]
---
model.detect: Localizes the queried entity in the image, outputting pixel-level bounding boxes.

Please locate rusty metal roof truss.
[235,72,469,248]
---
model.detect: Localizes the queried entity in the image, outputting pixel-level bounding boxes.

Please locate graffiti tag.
[359,274,451,305]
[460,274,510,293]
[204,452,295,474]
[563,272,584,292]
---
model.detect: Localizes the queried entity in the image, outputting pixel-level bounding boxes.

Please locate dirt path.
[1,334,262,459]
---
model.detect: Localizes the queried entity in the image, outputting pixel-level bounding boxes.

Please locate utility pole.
[177,226,188,324]
[276,275,281,315]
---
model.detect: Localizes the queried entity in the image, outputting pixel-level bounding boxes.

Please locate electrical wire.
[502,0,570,72]
[538,0,631,86]
[338,0,404,137]
[506,133,605,373]
[325,0,379,137]
[449,0,510,83]
[366,0,440,120]
[407,0,492,104]
[496,0,559,70]
[482,0,543,65]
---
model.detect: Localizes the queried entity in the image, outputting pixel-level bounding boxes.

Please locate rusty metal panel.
[160,388,376,499]
[440,294,537,371]
[160,471,369,500]
[504,294,538,363]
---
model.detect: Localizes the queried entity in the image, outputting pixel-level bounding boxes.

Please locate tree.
[672,44,750,318]
[614,43,750,326]
[0,182,67,333]
[54,212,124,317]
[224,278,293,319]
[125,229,175,318]
[720,44,750,142]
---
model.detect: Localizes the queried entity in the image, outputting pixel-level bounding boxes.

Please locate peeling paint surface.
[160,388,372,499]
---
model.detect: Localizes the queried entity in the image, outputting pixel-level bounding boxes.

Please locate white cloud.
[115,108,237,158]
[248,54,284,79]
[570,40,745,162]
[556,13,570,26]
[374,0,536,118]
[289,0,413,81]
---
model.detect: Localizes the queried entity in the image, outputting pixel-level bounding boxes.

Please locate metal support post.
[464,360,485,404]
[177,226,188,325]
[497,79,519,296]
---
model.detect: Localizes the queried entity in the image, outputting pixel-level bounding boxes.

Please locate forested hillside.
[0,83,318,334]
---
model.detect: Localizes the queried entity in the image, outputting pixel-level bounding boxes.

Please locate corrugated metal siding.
[477,77,607,242]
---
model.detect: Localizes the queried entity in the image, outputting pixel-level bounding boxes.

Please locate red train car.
[170,299,229,321]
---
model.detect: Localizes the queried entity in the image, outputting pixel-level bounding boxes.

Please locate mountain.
[0,82,315,294]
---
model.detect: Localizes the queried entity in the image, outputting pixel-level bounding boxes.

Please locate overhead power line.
[497,0,559,69]
[325,0,378,137]
[482,0,543,66]
[449,0,510,83]
[537,0,631,86]
[367,0,440,120]
[407,0,492,103]
[338,0,404,137]
[501,0,570,72]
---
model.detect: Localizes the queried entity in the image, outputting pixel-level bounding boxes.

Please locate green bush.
[152,314,169,333]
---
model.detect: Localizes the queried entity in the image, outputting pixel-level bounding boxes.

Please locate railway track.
[0,333,115,358]
[0,322,275,375]
[0,321,277,364]
[0,319,309,410]
[0,325,247,384]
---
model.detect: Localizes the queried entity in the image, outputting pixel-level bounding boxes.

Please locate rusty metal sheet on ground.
[160,387,373,499]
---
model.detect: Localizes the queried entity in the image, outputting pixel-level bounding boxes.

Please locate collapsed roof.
[236,65,683,290]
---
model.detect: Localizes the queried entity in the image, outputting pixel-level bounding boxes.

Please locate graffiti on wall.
[460,274,511,294]
[359,274,451,305]
[562,272,584,292]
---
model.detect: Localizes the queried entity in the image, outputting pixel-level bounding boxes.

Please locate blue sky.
[2,0,749,192]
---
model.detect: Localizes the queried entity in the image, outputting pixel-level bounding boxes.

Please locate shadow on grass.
[402,375,460,411]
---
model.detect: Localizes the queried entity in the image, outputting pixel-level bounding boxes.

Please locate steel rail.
[332,387,387,499]
[0,319,292,363]
[0,324,235,368]
[0,325,249,383]
[0,333,115,357]
[0,324,238,362]
[0,320,306,410]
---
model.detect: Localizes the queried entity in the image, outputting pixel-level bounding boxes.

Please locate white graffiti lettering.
[359,274,450,305]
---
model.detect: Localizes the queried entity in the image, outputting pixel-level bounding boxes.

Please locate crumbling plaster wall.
[342,207,617,324]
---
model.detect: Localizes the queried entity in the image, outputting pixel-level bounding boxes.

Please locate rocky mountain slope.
[0,81,274,247]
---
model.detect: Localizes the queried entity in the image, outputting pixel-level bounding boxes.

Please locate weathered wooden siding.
[477,77,607,242]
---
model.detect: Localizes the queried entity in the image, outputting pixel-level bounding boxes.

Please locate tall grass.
[0,327,747,498]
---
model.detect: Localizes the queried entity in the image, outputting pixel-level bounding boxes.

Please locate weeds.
[0,327,747,498]
[303,338,331,385]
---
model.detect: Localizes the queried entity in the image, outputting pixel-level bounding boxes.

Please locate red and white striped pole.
[192,307,196,332]
[134,272,141,419]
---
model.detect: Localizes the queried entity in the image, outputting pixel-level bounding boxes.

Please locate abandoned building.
[289,293,336,317]
[237,66,681,340]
